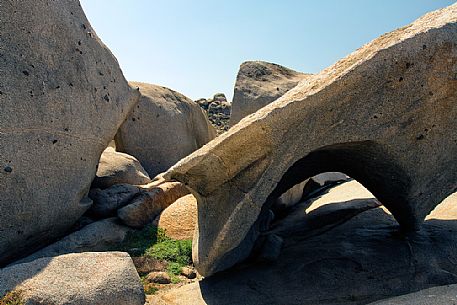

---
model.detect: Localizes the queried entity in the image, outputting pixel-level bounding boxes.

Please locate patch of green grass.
[167,262,183,276]
[119,224,193,286]
[0,290,24,305]
[119,224,170,256]
[146,239,192,266]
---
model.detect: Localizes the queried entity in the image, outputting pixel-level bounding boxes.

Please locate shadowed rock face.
[115,82,217,177]
[0,1,138,265]
[230,61,312,126]
[164,4,457,277]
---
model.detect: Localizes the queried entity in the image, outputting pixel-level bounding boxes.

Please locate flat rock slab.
[148,182,457,305]
[368,284,457,305]
[12,218,133,265]
[0,252,145,305]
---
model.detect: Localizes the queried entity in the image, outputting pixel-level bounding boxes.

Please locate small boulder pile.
[196,93,231,134]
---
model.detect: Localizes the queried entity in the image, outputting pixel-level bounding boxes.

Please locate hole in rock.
[263,141,414,226]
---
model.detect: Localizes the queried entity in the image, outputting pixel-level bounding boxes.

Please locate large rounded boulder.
[230,61,312,126]
[115,82,217,177]
[0,0,138,265]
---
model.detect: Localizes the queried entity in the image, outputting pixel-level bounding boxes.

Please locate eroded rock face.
[165,4,457,276]
[115,82,217,177]
[230,61,312,126]
[0,0,138,265]
[0,252,145,305]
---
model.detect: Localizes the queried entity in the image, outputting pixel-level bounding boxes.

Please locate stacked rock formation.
[196,93,231,134]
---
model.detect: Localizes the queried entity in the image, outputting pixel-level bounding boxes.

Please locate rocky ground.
[148,182,457,305]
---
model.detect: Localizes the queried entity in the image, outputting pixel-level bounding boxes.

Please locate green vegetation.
[0,291,24,305]
[143,285,158,295]
[146,239,192,266]
[120,224,193,288]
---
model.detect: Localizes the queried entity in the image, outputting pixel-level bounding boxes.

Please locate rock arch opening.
[263,141,414,231]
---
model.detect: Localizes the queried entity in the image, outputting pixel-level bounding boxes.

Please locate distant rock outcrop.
[230,61,312,125]
[0,0,138,265]
[115,82,216,177]
[196,93,231,134]
[165,3,457,277]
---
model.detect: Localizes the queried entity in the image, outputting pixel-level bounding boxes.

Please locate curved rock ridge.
[164,3,457,276]
[0,0,138,265]
[230,61,312,126]
[115,82,217,177]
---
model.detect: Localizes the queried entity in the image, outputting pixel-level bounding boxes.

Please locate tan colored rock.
[132,256,167,275]
[164,4,457,276]
[118,181,190,228]
[146,271,171,284]
[0,252,145,305]
[92,147,151,189]
[230,61,312,126]
[158,194,197,240]
[0,0,139,265]
[115,82,217,177]
[180,266,197,279]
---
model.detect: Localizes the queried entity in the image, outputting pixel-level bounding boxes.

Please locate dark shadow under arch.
[265,141,415,230]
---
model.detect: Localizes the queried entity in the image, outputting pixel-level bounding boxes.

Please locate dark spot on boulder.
[64,128,69,132]
[416,134,425,140]
[69,83,73,87]
[103,94,110,102]
[399,77,403,82]
[82,23,86,29]
[429,91,434,96]
[55,85,60,89]
[422,44,427,50]
[22,70,29,76]
[406,62,411,69]
[4,166,12,173]
[78,40,81,45]
[132,118,136,122]
[276,87,280,91]
[99,71,104,76]
[52,139,58,144]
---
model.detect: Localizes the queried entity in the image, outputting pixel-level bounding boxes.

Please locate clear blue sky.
[80,0,454,102]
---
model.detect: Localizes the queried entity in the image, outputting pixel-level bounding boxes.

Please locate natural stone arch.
[165,4,457,277]
[267,141,412,228]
